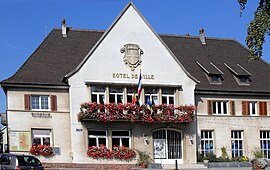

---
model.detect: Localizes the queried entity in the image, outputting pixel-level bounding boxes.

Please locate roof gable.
[66,3,196,85]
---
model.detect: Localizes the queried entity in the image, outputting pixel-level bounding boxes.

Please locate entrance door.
[153,129,182,164]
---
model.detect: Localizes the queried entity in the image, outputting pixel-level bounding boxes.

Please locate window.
[231,130,243,158]
[213,101,228,115]
[112,130,131,148]
[17,155,41,166]
[208,74,222,84]
[249,102,258,116]
[109,87,123,103]
[260,131,270,159]
[31,96,49,110]
[88,130,107,147]
[201,130,214,156]
[0,155,11,165]
[144,88,158,105]
[91,86,105,104]
[162,89,175,105]
[32,129,51,146]
[235,76,250,85]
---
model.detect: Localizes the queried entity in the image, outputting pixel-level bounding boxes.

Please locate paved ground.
[46,168,270,170]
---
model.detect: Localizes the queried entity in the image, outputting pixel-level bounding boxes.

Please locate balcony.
[78,102,195,123]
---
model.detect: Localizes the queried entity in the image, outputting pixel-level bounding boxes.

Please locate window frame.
[212,101,229,115]
[88,130,108,147]
[249,101,258,116]
[31,129,52,146]
[30,95,50,111]
[234,75,250,86]
[161,89,175,105]
[231,130,244,158]
[91,86,106,104]
[109,87,124,104]
[111,130,131,148]
[260,131,270,159]
[208,74,222,84]
[200,130,214,156]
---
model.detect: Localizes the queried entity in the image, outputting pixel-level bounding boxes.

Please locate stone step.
[162,163,207,169]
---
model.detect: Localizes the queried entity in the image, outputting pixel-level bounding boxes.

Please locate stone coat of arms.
[121,44,143,71]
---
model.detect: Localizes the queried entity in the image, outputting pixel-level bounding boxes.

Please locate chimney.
[199,28,206,45]
[62,19,67,38]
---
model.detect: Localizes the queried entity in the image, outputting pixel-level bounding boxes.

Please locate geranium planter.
[78,102,195,123]
[30,144,54,157]
[87,145,136,160]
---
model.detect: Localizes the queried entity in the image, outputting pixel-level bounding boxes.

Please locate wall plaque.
[121,43,143,71]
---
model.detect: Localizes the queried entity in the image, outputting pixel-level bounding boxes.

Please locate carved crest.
[121,44,143,71]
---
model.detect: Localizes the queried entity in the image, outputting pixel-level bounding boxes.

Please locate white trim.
[32,129,52,146]
[111,130,131,148]
[31,95,50,111]
[88,130,108,147]
[152,128,183,164]
[231,130,244,158]
[212,101,228,115]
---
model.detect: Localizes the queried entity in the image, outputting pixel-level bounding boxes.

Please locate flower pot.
[140,164,148,168]
[203,160,209,164]
[252,159,268,170]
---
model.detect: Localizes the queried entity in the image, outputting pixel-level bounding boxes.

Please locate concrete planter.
[208,162,252,168]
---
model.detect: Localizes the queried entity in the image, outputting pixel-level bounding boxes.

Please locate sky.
[0,0,269,113]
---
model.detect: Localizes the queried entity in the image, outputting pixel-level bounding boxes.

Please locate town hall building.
[1,2,270,169]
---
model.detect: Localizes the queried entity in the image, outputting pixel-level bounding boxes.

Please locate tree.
[238,0,270,59]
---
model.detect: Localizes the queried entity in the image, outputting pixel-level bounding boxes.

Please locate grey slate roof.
[2,29,270,93]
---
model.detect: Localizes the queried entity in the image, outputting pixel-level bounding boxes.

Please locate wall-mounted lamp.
[144,138,149,145]
[189,135,194,145]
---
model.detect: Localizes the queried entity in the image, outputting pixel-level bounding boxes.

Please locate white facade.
[68,4,197,164]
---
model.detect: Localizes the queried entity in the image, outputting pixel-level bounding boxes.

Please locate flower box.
[30,144,54,157]
[87,145,136,160]
[78,103,195,123]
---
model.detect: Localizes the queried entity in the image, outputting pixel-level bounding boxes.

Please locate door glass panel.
[153,129,182,160]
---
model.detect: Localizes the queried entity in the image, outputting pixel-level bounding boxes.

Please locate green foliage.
[221,147,229,159]
[197,147,249,163]
[252,147,264,159]
[197,152,219,162]
[136,150,152,166]
[238,0,270,59]
[231,156,249,162]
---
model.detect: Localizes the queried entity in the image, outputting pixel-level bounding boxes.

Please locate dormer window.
[208,74,222,84]
[196,61,223,85]
[225,63,252,86]
[235,75,250,85]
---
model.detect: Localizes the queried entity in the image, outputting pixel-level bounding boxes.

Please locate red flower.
[79,102,195,123]
[29,144,54,157]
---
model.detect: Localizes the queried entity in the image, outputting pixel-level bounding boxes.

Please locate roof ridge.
[159,33,236,41]
[54,27,237,41]
[54,27,106,33]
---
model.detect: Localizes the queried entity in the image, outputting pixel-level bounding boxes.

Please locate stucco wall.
[6,89,71,163]
[71,121,197,164]
[196,94,270,158]
[67,4,196,165]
